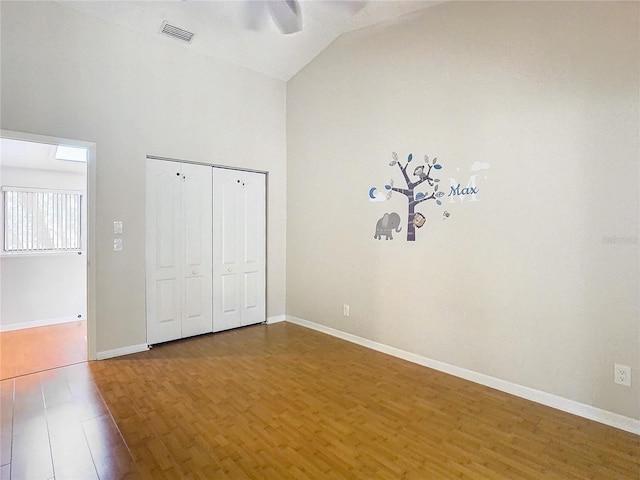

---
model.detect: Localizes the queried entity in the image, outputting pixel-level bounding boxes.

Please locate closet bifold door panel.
[213,168,266,333]
[146,159,213,344]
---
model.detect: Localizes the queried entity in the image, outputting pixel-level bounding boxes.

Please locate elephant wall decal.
[374,212,402,240]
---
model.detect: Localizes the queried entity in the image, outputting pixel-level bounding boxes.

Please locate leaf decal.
[434,184,439,192]
[436,199,442,205]
[424,155,429,163]
[433,157,438,164]
[434,178,440,183]
[385,185,391,190]
[433,164,442,170]
[392,152,398,161]
[408,153,413,162]
[389,161,397,166]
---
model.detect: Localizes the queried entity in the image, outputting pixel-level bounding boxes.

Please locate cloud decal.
[471,161,490,171]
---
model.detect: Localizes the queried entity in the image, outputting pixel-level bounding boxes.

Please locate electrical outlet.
[343,304,350,317]
[614,364,631,387]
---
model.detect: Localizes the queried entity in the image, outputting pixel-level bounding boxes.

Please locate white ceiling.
[0,138,87,173]
[59,0,442,81]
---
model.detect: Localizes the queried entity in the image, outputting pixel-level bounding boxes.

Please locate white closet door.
[181,163,213,338]
[237,170,266,327]
[213,168,266,332]
[147,160,213,344]
[146,159,182,344]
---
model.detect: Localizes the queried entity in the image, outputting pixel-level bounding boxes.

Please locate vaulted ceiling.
[59,1,442,81]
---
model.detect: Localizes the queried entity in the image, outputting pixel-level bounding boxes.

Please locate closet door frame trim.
[146,155,268,175]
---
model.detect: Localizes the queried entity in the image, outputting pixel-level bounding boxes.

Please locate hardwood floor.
[0,321,87,380]
[1,322,638,479]
[0,363,137,480]
[90,323,637,479]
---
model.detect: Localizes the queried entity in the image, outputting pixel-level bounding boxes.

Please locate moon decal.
[369,187,378,199]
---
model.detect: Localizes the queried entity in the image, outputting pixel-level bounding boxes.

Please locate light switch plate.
[114,221,123,234]
[113,238,123,252]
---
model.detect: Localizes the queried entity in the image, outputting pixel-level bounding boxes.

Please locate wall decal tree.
[384,152,444,241]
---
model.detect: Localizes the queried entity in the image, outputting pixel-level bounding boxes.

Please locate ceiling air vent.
[160,21,194,43]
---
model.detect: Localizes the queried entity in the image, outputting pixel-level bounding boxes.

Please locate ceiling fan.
[267,0,303,34]
[245,0,367,35]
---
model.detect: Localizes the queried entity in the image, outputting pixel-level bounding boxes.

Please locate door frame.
[1,129,97,360]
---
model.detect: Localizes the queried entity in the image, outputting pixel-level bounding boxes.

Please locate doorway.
[0,130,96,379]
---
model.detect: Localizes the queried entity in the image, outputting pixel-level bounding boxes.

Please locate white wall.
[1,165,87,329]
[0,1,287,353]
[287,1,639,420]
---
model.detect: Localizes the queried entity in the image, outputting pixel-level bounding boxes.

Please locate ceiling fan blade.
[268,0,302,35]
[244,0,269,31]
[323,0,368,15]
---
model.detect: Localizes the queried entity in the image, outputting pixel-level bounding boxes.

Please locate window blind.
[3,187,82,252]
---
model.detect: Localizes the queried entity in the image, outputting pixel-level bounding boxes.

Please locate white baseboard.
[0,316,84,332]
[97,343,149,360]
[266,315,287,324]
[285,315,640,436]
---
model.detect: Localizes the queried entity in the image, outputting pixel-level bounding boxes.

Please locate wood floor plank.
[11,374,54,480]
[46,402,99,480]
[85,323,639,479]
[82,414,138,480]
[40,369,74,409]
[0,379,13,468]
